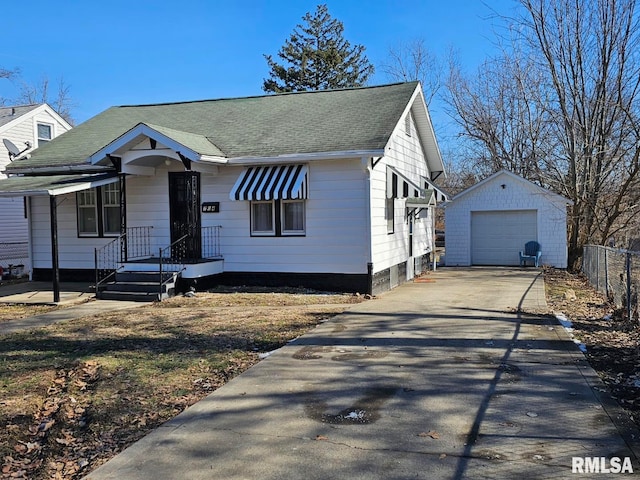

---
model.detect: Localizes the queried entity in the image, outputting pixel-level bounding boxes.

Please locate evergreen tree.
[263,4,374,93]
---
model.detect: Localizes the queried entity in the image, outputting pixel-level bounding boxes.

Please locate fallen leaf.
[418,430,440,439]
[316,435,329,441]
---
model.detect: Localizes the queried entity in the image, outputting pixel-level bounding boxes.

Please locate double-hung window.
[251,199,305,236]
[77,184,121,237]
[282,200,305,234]
[251,201,275,235]
[37,123,52,146]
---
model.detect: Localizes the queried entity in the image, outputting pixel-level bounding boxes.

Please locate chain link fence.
[0,242,29,278]
[582,245,639,322]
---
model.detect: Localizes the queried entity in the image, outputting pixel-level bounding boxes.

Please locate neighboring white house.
[0,82,446,299]
[0,104,72,275]
[444,170,572,268]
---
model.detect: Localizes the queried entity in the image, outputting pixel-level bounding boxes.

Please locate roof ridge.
[0,103,43,110]
[115,82,419,109]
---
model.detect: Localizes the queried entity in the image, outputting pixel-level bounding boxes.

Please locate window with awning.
[386,166,422,199]
[230,164,308,201]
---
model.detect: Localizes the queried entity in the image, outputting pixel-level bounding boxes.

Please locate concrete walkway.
[0,281,144,335]
[85,267,639,479]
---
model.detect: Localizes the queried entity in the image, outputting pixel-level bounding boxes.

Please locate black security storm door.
[169,171,202,260]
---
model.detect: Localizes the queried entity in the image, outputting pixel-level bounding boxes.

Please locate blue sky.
[1,0,518,143]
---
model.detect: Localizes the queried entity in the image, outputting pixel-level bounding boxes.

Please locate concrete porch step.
[97,270,179,302]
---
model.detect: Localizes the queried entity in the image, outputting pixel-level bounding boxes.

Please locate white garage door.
[471,210,537,266]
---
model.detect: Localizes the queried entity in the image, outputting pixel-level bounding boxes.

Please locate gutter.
[226,149,386,165]
[5,165,115,175]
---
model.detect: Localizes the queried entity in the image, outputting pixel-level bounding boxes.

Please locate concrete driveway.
[85,268,639,479]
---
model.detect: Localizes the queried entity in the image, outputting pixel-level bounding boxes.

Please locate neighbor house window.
[250,199,306,236]
[77,183,121,237]
[37,123,52,145]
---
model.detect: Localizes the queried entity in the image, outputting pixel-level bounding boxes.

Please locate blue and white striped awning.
[230,164,308,201]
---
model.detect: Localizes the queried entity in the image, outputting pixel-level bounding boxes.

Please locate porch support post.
[119,174,127,261]
[49,195,60,303]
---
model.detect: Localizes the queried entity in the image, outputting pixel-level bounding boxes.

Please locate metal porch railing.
[94,226,153,291]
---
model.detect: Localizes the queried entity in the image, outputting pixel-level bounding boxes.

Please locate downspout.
[363,157,373,295]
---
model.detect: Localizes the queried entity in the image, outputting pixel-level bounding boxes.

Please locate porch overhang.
[406,190,436,209]
[0,172,120,197]
[88,123,228,170]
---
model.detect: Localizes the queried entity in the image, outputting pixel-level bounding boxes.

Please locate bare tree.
[446,0,640,267]
[520,0,640,266]
[381,39,444,107]
[0,67,19,106]
[446,51,557,182]
[17,76,75,125]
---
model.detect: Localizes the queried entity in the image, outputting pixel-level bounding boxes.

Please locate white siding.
[444,172,569,268]
[370,111,433,277]
[0,197,27,243]
[31,159,370,275]
[0,107,70,270]
[31,194,115,270]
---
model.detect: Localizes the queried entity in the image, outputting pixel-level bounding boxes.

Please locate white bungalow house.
[0,104,71,276]
[0,82,446,301]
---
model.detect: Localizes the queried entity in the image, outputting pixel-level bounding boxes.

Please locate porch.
[95,225,223,301]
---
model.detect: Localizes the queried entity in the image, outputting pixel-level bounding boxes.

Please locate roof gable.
[0,104,71,134]
[450,170,572,206]
[6,82,444,173]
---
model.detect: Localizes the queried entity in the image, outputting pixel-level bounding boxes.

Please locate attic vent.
[405,112,412,137]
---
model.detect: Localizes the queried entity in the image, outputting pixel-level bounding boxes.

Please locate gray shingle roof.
[0,104,42,129]
[7,82,420,171]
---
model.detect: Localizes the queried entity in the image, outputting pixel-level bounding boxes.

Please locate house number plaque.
[201,202,220,213]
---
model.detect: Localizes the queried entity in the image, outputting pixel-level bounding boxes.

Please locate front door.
[169,171,201,259]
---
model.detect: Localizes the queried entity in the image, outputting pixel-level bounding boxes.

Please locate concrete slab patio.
[85,267,640,479]
[0,281,93,305]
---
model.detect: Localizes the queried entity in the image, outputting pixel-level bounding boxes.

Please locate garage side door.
[471,210,537,266]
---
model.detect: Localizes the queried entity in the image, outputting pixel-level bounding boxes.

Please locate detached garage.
[444,170,572,268]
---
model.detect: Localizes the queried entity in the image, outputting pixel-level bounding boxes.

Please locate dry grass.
[0,288,364,479]
[0,305,58,323]
[543,267,640,430]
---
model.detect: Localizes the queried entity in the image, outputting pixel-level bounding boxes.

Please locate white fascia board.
[0,174,120,198]
[226,149,385,166]
[89,123,201,165]
[49,175,120,196]
[199,155,228,164]
[388,84,446,178]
